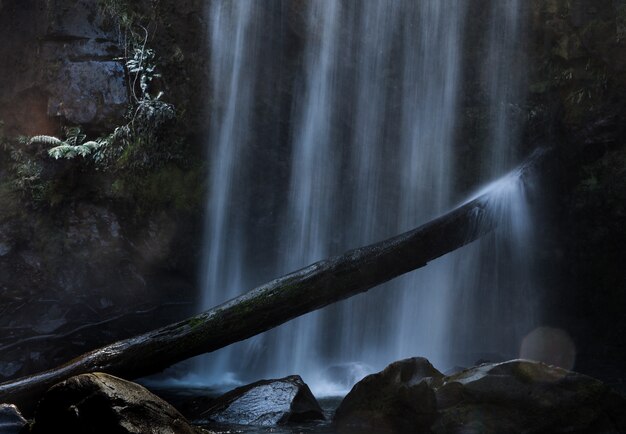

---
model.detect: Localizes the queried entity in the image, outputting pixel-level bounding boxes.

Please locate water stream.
[195,0,538,395]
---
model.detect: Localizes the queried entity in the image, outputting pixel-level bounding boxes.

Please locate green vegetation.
[0,124,46,205]
[0,1,203,214]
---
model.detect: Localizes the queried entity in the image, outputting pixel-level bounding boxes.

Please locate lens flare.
[520,327,576,370]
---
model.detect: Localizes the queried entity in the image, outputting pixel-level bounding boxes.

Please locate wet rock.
[334,357,442,433]
[200,375,324,426]
[335,357,626,434]
[29,372,201,434]
[433,359,626,434]
[0,404,26,434]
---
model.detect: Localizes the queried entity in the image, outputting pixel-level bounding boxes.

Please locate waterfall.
[197,0,257,381]
[196,0,538,392]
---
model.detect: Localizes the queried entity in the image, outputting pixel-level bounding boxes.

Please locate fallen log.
[0,150,547,410]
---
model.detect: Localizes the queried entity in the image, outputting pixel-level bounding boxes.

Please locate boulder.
[28,372,202,434]
[199,375,324,426]
[433,359,626,434]
[0,404,26,434]
[334,357,626,434]
[334,357,442,433]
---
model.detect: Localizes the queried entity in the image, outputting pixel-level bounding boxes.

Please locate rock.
[46,60,127,125]
[334,357,442,433]
[335,357,626,434]
[45,0,111,40]
[0,225,16,259]
[29,372,201,434]
[0,243,10,257]
[200,375,324,426]
[0,362,21,380]
[433,359,626,434]
[42,0,128,127]
[0,404,26,434]
[0,0,127,133]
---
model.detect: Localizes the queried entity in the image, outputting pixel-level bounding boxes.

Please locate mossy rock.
[435,360,626,434]
[334,357,442,433]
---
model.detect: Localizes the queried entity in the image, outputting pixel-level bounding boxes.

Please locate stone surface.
[45,0,110,40]
[334,358,626,434]
[0,198,198,384]
[0,244,10,257]
[0,404,26,434]
[29,372,201,434]
[334,357,442,433]
[0,0,127,133]
[200,375,324,426]
[46,60,127,125]
[433,359,626,434]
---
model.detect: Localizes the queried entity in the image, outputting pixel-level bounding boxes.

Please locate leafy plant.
[48,141,103,160]
[13,3,193,209]
[28,135,64,147]
[1,134,47,202]
[126,46,162,102]
[45,127,104,160]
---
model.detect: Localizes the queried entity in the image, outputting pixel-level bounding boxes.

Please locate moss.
[0,182,22,221]
[187,317,203,329]
[529,81,551,94]
[97,0,145,36]
[553,32,585,61]
[109,163,203,213]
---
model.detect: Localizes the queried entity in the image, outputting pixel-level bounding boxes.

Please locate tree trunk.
[0,150,546,410]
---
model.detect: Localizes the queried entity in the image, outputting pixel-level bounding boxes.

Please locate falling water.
[197,0,538,392]
[198,0,257,379]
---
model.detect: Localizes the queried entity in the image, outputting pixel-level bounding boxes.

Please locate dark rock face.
[46,60,127,125]
[334,358,626,434]
[0,404,26,434]
[29,372,201,434]
[200,375,324,426]
[0,202,197,384]
[525,0,626,391]
[434,359,626,434]
[0,0,128,134]
[334,357,442,433]
[42,0,128,127]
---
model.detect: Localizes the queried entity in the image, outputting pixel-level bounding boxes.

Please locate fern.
[48,140,103,160]
[48,145,77,159]
[29,135,63,147]
[64,126,87,147]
